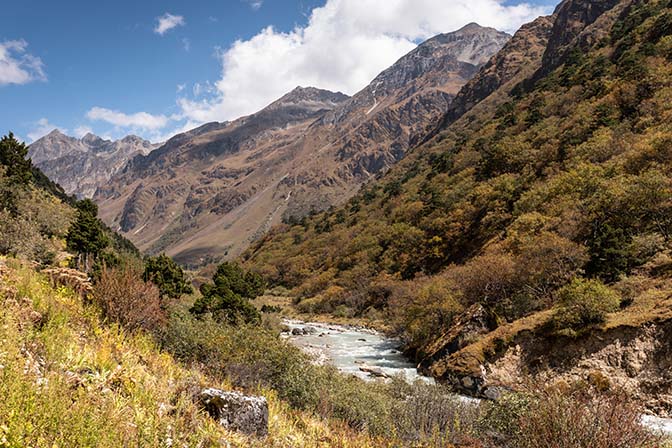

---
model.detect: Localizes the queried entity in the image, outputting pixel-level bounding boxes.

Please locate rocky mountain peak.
[368,25,510,96]
[266,86,350,111]
[46,128,67,138]
[29,131,160,198]
[81,132,107,147]
[119,135,148,145]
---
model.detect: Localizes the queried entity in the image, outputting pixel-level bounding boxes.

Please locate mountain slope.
[243,0,672,410]
[29,131,159,198]
[96,25,510,267]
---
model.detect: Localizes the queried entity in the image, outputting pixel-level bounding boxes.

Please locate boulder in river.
[291,328,303,336]
[198,388,268,437]
[359,366,390,378]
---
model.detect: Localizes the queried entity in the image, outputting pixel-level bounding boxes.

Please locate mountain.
[243,0,672,412]
[95,24,510,267]
[28,130,159,198]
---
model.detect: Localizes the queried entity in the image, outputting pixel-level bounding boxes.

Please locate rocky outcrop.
[198,388,269,437]
[418,304,497,374]
[485,321,672,416]
[96,25,509,266]
[535,0,622,79]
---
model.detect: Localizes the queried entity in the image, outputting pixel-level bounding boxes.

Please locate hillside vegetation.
[244,0,672,398]
[0,130,665,445]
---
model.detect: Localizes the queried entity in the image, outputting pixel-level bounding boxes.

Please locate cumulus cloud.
[0,39,46,86]
[177,0,550,123]
[74,125,94,138]
[86,107,169,131]
[27,118,66,142]
[154,13,185,35]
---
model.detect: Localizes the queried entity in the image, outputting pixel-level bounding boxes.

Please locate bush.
[159,311,480,440]
[93,264,165,332]
[482,388,662,448]
[551,278,621,333]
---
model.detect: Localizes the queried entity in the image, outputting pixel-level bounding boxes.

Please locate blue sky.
[1,0,557,143]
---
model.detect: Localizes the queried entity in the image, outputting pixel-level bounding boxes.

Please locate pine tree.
[0,133,33,185]
[66,199,109,270]
[143,254,193,299]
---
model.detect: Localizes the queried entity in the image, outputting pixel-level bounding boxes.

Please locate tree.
[143,254,193,300]
[66,199,109,270]
[0,133,32,185]
[190,261,265,324]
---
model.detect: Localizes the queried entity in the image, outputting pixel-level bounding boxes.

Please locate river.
[282,319,433,383]
[282,318,672,437]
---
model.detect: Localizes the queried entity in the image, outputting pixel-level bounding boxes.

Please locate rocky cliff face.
[431,15,555,133]
[29,131,159,198]
[95,25,509,266]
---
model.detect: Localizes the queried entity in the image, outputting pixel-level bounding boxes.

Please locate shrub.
[551,278,621,333]
[483,388,662,448]
[93,265,165,332]
[389,380,480,445]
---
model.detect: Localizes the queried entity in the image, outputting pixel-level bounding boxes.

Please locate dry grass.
[0,258,397,447]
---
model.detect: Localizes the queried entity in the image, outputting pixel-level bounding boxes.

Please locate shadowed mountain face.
[28,131,159,198]
[94,24,510,267]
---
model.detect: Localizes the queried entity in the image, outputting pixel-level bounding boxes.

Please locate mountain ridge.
[94,24,510,266]
[29,130,159,198]
[242,0,672,411]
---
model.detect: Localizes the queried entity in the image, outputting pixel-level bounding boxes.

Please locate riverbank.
[256,294,392,332]
[282,316,672,438]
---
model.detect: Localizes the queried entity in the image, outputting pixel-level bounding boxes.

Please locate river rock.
[291,328,303,336]
[483,385,507,400]
[360,366,390,378]
[198,388,268,437]
[461,376,475,389]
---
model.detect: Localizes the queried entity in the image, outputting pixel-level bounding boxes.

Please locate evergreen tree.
[66,199,109,270]
[0,133,33,185]
[190,261,264,324]
[143,254,193,299]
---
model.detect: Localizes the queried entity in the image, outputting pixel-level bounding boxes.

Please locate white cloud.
[0,39,46,86]
[245,0,263,11]
[27,118,66,142]
[154,13,185,35]
[178,0,550,124]
[74,125,93,138]
[86,107,169,131]
[182,37,191,52]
